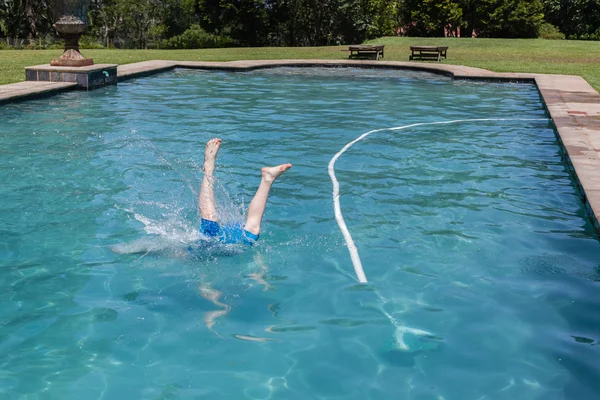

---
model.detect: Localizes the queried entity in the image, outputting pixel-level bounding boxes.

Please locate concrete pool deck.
[0,80,77,103]
[1,59,599,233]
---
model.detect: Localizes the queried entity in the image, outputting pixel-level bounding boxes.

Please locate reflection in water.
[199,285,231,334]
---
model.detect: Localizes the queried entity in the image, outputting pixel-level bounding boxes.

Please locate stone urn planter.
[51,3,94,67]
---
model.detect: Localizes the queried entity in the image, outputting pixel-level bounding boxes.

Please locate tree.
[367,0,402,38]
[223,0,267,46]
[24,0,53,38]
[162,0,195,37]
[0,0,28,43]
[476,0,544,38]
[402,0,463,36]
[120,0,164,48]
[88,0,122,47]
[88,0,165,48]
[264,0,389,46]
[542,0,600,39]
[0,0,52,40]
[459,0,478,37]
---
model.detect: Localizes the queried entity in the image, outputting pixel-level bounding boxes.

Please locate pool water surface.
[1,68,599,399]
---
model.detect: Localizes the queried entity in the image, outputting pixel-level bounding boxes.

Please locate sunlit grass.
[1,37,599,90]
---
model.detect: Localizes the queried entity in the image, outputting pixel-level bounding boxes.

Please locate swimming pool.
[1,67,599,399]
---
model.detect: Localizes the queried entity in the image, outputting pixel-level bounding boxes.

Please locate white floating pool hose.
[328,118,550,283]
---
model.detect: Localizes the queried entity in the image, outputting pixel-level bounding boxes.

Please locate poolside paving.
[117,60,177,81]
[1,59,600,233]
[533,74,600,232]
[0,81,77,104]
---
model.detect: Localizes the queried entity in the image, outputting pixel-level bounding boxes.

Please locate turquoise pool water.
[1,68,599,399]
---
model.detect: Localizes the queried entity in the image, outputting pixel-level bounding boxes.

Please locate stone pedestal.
[51,49,94,67]
[25,64,118,90]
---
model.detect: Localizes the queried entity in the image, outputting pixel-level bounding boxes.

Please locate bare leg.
[244,164,292,235]
[199,138,221,221]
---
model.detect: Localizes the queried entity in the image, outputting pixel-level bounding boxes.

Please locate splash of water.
[111,131,247,255]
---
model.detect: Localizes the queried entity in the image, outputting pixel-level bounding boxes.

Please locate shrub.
[538,23,565,40]
[1,38,26,48]
[161,25,233,49]
[20,37,63,50]
[572,28,600,41]
[24,40,46,50]
[79,35,105,49]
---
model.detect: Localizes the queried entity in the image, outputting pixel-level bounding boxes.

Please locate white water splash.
[111,205,201,255]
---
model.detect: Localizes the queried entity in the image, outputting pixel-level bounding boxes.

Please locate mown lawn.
[1,37,599,91]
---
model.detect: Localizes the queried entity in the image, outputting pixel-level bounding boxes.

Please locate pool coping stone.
[0,81,77,104]
[3,59,600,235]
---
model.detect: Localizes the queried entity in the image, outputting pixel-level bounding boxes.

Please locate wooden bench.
[409,46,448,62]
[343,45,385,60]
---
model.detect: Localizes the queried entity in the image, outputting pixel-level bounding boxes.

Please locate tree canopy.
[1,0,599,48]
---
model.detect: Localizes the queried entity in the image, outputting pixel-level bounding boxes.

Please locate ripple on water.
[0,67,598,398]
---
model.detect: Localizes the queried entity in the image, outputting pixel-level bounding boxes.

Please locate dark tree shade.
[52,0,91,23]
[2,0,599,46]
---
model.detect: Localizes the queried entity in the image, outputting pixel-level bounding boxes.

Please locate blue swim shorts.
[200,218,259,246]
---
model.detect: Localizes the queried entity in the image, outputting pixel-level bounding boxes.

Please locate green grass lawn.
[1,37,600,91]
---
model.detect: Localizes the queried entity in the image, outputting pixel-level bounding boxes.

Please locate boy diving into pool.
[111,138,290,255]
[199,138,292,245]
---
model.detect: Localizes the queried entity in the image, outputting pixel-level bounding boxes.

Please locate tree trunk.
[103,24,109,47]
[23,0,37,38]
[139,26,145,49]
[143,19,152,49]
[464,23,474,38]
[138,22,144,49]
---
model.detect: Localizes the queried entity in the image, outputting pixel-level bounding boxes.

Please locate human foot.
[204,138,222,175]
[261,163,292,183]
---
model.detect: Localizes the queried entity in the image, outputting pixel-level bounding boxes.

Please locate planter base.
[25,64,118,90]
[51,49,94,67]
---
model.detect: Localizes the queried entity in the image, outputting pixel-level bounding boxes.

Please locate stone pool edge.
[2,59,599,234]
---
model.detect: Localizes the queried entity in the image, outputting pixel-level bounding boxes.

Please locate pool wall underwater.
[2,59,599,235]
